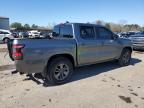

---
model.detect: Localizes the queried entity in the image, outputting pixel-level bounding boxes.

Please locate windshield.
[33,32,39,34]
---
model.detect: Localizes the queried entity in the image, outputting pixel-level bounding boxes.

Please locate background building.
[0,17,9,30]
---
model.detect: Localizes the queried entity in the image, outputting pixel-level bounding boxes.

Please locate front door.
[96,27,121,61]
[77,26,103,65]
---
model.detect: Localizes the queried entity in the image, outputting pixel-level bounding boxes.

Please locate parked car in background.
[118,31,140,38]
[129,32,144,50]
[0,29,14,43]
[39,31,51,38]
[28,30,40,38]
[127,31,136,36]
[19,32,29,38]
[118,32,129,38]
[12,32,19,38]
[8,23,132,84]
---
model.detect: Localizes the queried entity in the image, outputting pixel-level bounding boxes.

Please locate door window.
[52,25,73,38]
[80,26,95,39]
[97,27,113,39]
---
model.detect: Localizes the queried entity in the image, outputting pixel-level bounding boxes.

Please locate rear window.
[52,24,73,38]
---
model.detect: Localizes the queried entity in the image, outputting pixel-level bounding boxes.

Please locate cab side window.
[60,25,73,38]
[97,27,113,39]
[52,25,73,38]
[80,26,95,39]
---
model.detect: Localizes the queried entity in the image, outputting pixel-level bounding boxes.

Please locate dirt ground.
[0,44,144,108]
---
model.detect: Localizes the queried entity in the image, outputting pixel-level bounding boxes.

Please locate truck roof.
[57,22,105,27]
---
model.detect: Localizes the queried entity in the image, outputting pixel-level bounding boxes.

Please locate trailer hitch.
[11,70,18,74]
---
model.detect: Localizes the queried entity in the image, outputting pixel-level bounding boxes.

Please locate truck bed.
[12,38,77,74]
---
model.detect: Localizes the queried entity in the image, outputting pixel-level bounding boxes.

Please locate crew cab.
[8,23,133,84]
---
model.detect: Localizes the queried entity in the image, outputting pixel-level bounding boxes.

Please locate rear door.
[77,25,103,65]
[96,27,121,60]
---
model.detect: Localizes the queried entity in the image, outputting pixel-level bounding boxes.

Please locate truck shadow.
[70,58,141,82]
[25,58,141,87]
[134,49,144,52]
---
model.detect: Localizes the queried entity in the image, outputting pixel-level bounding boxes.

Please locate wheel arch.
[47,54,75,68]
[123,46,133,53]
[2,37,10,41]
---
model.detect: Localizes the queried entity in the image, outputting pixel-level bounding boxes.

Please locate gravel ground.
[0,44,144,108]
[0,44,7,52]
[0,52,14,73]
[0,44,14,71]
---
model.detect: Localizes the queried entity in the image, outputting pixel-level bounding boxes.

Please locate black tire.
[3,38,10,43]
[118,49,132,66]
[46,57,73,85]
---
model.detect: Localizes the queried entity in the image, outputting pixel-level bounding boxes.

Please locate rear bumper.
[15,60,46,74]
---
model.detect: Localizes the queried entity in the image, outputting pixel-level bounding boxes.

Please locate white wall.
[0,18,9,30]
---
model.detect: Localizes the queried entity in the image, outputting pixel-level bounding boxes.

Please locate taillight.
[12,44,25,60]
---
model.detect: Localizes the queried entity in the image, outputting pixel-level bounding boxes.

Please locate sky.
[0,0,144,26]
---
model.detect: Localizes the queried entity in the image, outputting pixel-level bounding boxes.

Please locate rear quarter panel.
[14,39,77,74]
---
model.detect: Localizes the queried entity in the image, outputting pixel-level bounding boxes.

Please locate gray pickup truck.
[9,23,132,84]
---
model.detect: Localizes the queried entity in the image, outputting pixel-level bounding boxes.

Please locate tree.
[141,27,144,32]
[123,24,141,32]
[105,23,111,30]
[96,20,103,25]
[118,19,127,25]
[108,23,122,32]
[10,22,23,29]
[23,24,30,29]
[31,24,38,28]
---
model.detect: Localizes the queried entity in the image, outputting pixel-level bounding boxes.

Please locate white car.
[0,29,13,43]
[28,30,40,38]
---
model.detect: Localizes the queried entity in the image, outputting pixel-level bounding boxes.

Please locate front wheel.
[46,57,73,85]
[118,49,132,66]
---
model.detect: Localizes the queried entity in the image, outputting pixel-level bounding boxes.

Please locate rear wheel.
[118,49,132,66]
[3,38,10,43]
[46,57,73,85]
